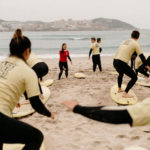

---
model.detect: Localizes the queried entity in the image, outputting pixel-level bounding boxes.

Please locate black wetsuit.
[135,56,150,77]
[0,96,51,150]
[89,48,102,72]
[113,53,147,93]
[32,62,49,81]
[73,105,132,125]
[58,56,71,80]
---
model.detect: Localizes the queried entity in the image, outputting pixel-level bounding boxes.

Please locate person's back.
[115,39,141,64]
[91,42,100,55]
[0,56,39,117]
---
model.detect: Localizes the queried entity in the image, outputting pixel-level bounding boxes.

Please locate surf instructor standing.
[114,30,148,98]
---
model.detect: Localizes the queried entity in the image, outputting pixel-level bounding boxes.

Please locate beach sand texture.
[21,56,150,150]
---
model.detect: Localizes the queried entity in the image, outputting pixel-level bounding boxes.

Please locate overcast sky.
[0,0,150,29]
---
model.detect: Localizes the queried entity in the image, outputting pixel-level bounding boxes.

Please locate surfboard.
[123,146,147,150]
[4,141,45,150]
[40,79,54,87]
[136,76,150,87]
[12,86,51,118]
[74,73,86,79]
[109,71,118,75]
[110,84,138,105]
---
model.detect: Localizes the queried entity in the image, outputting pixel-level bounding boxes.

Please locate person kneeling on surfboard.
[13,29,49,100]
[133,54,150,78]
[58,43,72,80]
[0,34,54,150]
[114,30,149,98]
[62,99,150,127]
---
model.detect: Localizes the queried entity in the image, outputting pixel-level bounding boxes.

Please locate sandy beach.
[22,56,150,150]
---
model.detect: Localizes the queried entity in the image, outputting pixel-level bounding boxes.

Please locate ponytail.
[13,29,23,39]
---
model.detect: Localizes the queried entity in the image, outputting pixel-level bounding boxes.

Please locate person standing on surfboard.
[0,34,54,150]
[58,43,72,80]
[13,29,49,100]
[114,30,149,98]
[89,37,102,72]
[62,98,150,128]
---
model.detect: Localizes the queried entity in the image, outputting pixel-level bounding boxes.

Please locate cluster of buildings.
[0,18,135,32]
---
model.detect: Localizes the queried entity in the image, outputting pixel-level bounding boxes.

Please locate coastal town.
[0,18,136,32]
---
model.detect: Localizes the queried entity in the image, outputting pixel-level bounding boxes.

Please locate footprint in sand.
[130,136,140,140]
[116,134,127,138]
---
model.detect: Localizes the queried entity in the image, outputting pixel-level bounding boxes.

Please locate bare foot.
[61,100,78,111]
[118,88,124,93]
[40,94,44,99]
[51,112,55,120]
[122,92,133,98]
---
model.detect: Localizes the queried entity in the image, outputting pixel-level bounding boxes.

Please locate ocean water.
[0,30,150,59]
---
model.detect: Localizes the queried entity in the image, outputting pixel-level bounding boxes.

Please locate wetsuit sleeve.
[89,49,92,57]
[68,56,72,62]
[73,105,132,125]
[131,59,135,70]
[38,82,43,94]
[29,96,51,117]
[137,65,149,77]
[99,48,102,53]
[139,54,147,66]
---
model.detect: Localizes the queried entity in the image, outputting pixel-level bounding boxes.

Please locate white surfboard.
[4,142,46,150]
[40,79,54,87]
[12,86,51,118]
[110,84,138,105]
[136,76,150,87]
[74,73,86,79]
[123,146,147,150]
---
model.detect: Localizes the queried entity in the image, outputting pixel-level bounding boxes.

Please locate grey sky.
[0,0,150,29]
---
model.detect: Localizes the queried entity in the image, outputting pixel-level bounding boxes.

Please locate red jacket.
[59,50,69,62]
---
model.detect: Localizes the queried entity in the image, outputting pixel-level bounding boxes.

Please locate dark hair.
[61,43,67,53]
[131,30,140,39]
[13,29,23,39]
[97,38,101,42]
[9,36,31,61]
[91,37,96,41]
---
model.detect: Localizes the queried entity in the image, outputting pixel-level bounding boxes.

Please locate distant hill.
[0,18,136,32]
[92,18,135,30]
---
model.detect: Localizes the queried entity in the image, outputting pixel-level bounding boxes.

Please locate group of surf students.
[62,30,150,130]
[58,37,103,80]
[0,29,150,149]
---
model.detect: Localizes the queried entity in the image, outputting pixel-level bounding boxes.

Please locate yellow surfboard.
[74,73,86,79]
[12,86,51,118]
[110,84,138,105]
[40,79,54,87]
[109,71,118,75]
[4,142,45,150]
